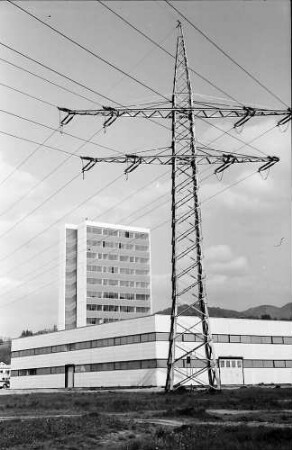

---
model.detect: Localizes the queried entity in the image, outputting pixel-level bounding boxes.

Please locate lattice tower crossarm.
[58,105,291,129]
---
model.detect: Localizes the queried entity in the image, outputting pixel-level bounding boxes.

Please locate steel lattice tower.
[58,23,289,392]
[165,22,218,391]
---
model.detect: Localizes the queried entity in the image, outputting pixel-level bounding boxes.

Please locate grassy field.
[0,387,291,449]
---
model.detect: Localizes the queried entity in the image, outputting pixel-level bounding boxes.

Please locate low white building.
[10,315,292,389]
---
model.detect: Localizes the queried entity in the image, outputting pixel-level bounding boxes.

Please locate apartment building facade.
[59,221,152,330]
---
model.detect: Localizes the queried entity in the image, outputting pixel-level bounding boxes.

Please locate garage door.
[219,358,244,385]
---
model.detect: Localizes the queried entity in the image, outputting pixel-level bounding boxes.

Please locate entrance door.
[219,358,244,385]
[65,365,75,388]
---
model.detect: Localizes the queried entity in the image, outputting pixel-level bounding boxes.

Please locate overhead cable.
[7,1,169,102]
[165,0,288,107]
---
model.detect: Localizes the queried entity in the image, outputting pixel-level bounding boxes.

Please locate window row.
[87,265,149,276]
[87,278,150,289]
[11,359,292,378]
[87,304,150,314]
[87,291,150,301]
[12,332,162,358]
[12,359,163,377]
[182,333,292,345]
[87,240,148,252]
[12,331,292,359]
[87,318,119,325]
[87,227,148,240]
[87,253,149,264]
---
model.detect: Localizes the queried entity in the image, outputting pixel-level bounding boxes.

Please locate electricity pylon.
[58,23,290,391]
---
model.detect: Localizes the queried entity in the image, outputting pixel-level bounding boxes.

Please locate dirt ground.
[0,386,291,449]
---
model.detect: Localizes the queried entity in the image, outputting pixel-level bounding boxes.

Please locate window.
[141,359,156,369]
[103,279,118,286]
[103,305,119,312]
[87,291,102,298]
[120,293,135,300]
[272,336,283,344]
[226,361,230,368]
[217,335,229,343]
[52,345,66,353]
[136,294,150,301]
[87,318,97,325]
[87,304,101,311]
[230,335,241,343]
[135,257,149,264]
[87,278,102,285]
[120,255,129,262]
[87,226,102,234]
[136,269,149,275]
[87,265,102,272]
[220,360,225,368]
[103,292,119,299]
[120,306,135,313]
[75,365,91,373]
[136,307,150,313]
[74,341,91,350]
[231,361,236,368]
[35,347,51,355]
[136,281,149,288]
[20,349,35,357]
[263,360,274,368]
[37,367,51,375]
[127,361,141,370]
[135,245,148,251]
[237,360,242,368]
[108,254,118,261]
[120,280,134,287]
[135,232,148,240]
[120,268,135,275]
[283,337,292,344]
[141,333,155,343]
[274,360,285,368]
[250,336,264,344]
[103,228,118,236]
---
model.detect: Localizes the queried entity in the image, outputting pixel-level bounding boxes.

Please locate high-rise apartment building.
[59,221,152,330]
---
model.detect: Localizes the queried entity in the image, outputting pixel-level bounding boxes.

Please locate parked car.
[0,379,10,389]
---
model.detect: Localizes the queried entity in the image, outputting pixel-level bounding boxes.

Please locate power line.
[7,1,170,102]
[165,1,288,107]
[0,56,101,107]
[0,126,106,218]
[1,168,216,303]
[0,78,55,108]
[0,108,124,156]
[0,278,57,309]
[0,130,57,187]
[97,0,241,104]
[0,40,172,136]
[0,169,170,277]
[0,129,80,158]
[0,171,81,240]
[0,41,115,105]
[0,173,123,263]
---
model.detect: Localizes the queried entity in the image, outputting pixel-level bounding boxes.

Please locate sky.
[0,0,290,338]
